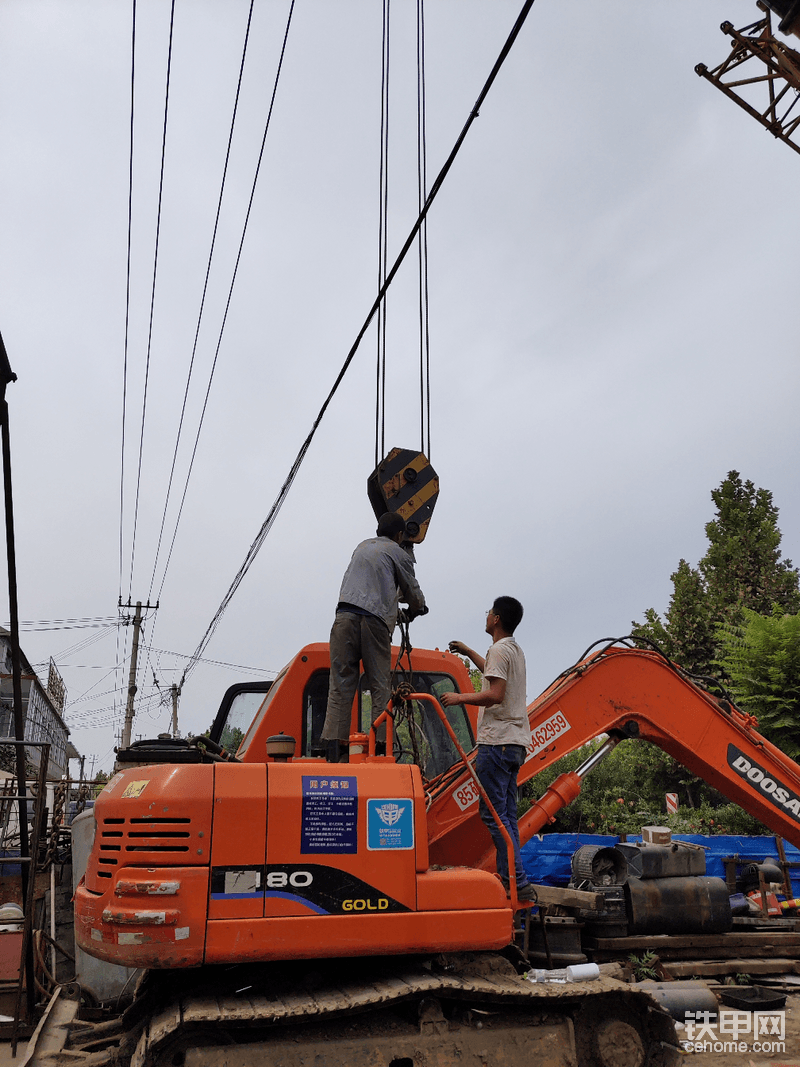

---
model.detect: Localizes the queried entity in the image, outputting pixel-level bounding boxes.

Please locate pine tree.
[632,472,799,677]
[701,472,800,622]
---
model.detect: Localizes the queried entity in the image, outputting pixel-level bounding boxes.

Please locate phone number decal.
[527,710,571,759]
[453,778,481,812]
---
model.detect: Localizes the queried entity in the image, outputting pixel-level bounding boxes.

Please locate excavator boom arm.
[426,646,800,868]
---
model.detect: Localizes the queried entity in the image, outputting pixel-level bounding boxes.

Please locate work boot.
[326,740,349,764]
[516,882,538,903]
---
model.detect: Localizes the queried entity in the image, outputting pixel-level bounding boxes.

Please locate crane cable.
[375,0,391,469]
[375,0,432,467]
[416,0,432,459]
[181,0,538,684]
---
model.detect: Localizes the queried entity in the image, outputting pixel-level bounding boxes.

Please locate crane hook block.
[367,448,439,544]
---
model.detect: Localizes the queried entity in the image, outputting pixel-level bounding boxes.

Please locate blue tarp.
[520,834,800,898]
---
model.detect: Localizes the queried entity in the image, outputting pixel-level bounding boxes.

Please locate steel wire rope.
[180,0,538,684]
[416,0,432,459]
[151,0,297,610]
[126,0,177,601]
[146,0,258,606]
[375,0,391,469]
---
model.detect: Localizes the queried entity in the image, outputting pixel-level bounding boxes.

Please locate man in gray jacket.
[321,512,426,760]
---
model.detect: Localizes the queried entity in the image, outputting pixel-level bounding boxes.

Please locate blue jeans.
[476,743,529,887]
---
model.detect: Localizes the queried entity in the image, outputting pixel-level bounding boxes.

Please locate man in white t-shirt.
[442,596,534,900]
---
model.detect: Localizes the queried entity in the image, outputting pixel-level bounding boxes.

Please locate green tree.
[633,472,799,677]
[702,473,800,621]
[717,608,800,759]
[93,769,111,797]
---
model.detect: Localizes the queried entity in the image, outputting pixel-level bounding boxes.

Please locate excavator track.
[64,954,681,1067]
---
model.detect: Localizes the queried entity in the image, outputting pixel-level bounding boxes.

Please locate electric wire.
[6,617,118,631]
[117,0,137,745]
[119,0,137,605]
[147,0,257,605]
[126,0,177,601]
[182,0,539,683]
[52,626,116,663]
[152,0,297,608]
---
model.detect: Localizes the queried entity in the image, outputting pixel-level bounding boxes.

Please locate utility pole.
[170,683,181,738]
[119,598,158,750]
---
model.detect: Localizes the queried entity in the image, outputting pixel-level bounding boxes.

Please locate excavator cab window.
[359,672,473,779]
[210,680,275,756]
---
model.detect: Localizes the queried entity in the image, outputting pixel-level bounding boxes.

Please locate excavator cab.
[207,645,477,772]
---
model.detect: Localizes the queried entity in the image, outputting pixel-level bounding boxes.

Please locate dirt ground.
[676,990,800,1067]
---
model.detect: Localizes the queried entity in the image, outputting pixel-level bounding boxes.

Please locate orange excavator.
[71,636,800,1067]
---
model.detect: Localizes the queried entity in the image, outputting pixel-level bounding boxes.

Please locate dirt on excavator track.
[59,953,681,1067]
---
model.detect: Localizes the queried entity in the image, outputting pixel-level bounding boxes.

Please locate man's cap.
[376,512,406,538]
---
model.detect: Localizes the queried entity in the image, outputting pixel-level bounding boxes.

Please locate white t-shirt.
[477,636,531,748]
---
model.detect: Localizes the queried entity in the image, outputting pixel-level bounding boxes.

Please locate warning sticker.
[121,780,149,799]
[301,776,358,854]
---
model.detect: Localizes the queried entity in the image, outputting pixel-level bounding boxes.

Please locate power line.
[126,0,177,600]
[147,0,258,605]
[152,0,297,607]
[5,617,119,630]
[119,0,137,605]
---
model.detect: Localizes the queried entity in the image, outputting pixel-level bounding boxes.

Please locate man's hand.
[441,691,462,707]
[448,640,485,673]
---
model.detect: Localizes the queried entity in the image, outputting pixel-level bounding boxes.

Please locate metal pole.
[171,683,179,738]
[0,331,35,1022]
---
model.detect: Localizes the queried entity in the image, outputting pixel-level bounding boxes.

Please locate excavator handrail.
[408,691,531,911]
[367,706,395,756]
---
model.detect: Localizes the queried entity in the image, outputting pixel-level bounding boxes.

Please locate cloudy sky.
[1,0,798,773]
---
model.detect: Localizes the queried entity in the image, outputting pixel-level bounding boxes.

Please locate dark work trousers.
[321,611,392,742]
[475,743,530,886]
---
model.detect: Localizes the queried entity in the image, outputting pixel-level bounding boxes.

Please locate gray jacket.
[338,536,426,633]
